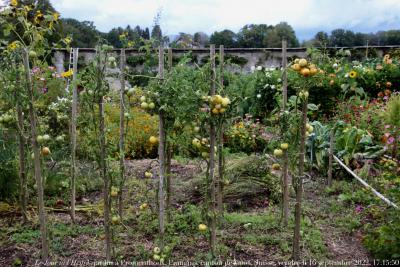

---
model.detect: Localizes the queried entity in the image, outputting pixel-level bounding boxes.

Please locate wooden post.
[209,44,217,257]
[293,99,308,260]
[327,130,334,187]
[168,48,173,71]
[282,40,288,109]
[281,39,289,226]
[166,47,173,221]
[23,48,49,259]
[158,46,166,250]
[118,49,126,218]
[217,45,224,214]
[97,48,111,260]
[70,48,79,223]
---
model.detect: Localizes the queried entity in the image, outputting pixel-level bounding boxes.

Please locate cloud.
[46,0,400,39]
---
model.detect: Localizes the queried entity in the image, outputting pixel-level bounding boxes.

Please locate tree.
[264,28,281,47]
[384,30,400,45]
[237,24,270,48]
[170,32,194,48]
[61,19,100,48]
[151,25,163,46]
[273,22,299,47]
[353,32,367,46]
[313,31,329,47]
[330,29,356,47]
[193,32,209,48]
[209,29,237,48]
[143,27,150,39]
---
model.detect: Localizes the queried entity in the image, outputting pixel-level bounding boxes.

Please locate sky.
[14,0,400,40]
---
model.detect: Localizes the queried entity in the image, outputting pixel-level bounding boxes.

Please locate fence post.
[282,40,288,109]
[166,47,173,221]
[118,48,126,218]
[209,44,217,257]
[70,48,79,223]
[158,46,166,250]
[281,39,289,226]
[217,45,224,214]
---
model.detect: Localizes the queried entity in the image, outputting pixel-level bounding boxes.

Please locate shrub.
[363,209,400,259]
[105,106,159,159]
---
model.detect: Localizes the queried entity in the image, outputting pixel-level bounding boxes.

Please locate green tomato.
[42,134,50,142]
[153,247,161,254]
[153,254,160,261]
[29,51,37,58]
[127,88,135,97]
[37,135,44,143]
[163,245,171,254]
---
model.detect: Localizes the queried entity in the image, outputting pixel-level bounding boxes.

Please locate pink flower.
[355,205,363,213]
[31,67,41,74]
[387,136,395,144]
[384,125,391,129]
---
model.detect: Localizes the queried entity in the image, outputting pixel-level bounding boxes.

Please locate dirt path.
[303,177,371,266]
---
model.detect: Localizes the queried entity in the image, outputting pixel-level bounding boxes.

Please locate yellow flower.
[349,70,357,78]
[61,69,73,78]
[127,41,134,47]
[8,41,19,51]
[24,5,32,12]
[34,11,43,24]
[63,37,72,44]
[11,0,18,6]
[383,54,392,64]
[53,12,59,21]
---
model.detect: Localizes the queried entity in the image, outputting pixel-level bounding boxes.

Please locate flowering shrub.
[106,106,159,159]
[225,115,269,153]
[250,66,282,118]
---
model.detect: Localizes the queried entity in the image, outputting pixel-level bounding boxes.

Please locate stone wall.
[53,46,400,74]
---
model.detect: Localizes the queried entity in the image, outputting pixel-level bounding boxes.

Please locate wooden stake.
[282,40,288,109]
[70,48,79,223]
[97,48,111,260]
[293,99,308,260]
[23,48,49,259]
[118,49,126,218]
[166,47,173,221]
[158,46,166,250]
[217,45,224,214]
[281,39,289,226]
[209,44,217,257]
